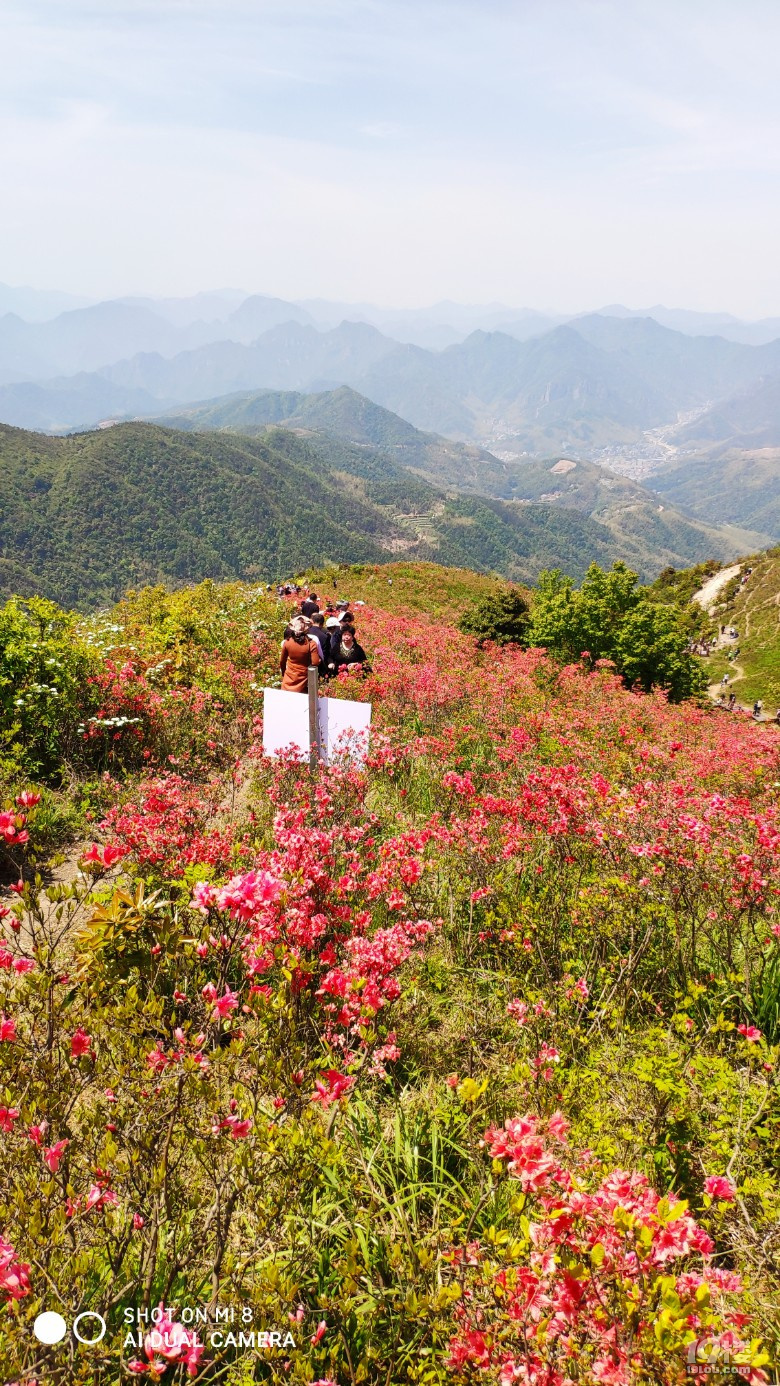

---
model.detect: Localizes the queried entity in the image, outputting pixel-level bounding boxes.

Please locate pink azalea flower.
[704,1174,737,1202]
[737,1024,762,1042]
[311,1070,355,1107]
[70,1027,92,1058]
[0,1015,17,1043]
[44,1139,69,1173]
[212,988,239,1018]
[507,998,528,1024]
[0,1106,20,1132]
[0,1237,31,1301]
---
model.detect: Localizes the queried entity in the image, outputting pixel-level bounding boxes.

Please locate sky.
[3,0,780,315]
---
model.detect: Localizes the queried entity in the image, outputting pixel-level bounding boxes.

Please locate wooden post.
[307,667,322,771]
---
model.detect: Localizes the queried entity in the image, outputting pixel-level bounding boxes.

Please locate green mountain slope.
[479,454,769,566]
[161,387,765,577]
[159,384,507,487]
[652,448,780,539]
[0,421,638,608]
[0,423,399,606]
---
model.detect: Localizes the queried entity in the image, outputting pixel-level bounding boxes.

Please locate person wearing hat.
[280,616,321,692]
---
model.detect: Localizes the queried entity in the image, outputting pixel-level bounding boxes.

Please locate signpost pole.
[308,667,321,772]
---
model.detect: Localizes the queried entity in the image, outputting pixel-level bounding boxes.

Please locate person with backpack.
[280,616,321,692]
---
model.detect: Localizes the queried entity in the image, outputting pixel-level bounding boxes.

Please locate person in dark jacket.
[330,625,370,673]
[308,613,331,668]
[301,592,320,617]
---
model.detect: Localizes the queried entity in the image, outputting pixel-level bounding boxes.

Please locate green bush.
[0,597,98,781]
[458,587,531,646]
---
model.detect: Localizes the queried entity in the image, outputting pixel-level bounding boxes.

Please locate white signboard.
[322,696,372,765]
[262,689,310,761]
[262,689,371,765]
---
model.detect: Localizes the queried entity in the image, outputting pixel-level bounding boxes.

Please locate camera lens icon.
[33,1312,67,1344]
[33,1310,107,1345]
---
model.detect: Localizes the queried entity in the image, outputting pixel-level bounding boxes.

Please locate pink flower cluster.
[448,1114,766,1385]
[127,1303,205,1377]
[0,1236,30,1302]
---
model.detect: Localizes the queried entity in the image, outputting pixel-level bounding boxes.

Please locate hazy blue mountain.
[572,314,780,404]
[0,282,93,322]
[0,374,172,432]
[296,298,562,347]
[0,292,310,386]
[224,295,315,341]
[665,374,780,449]
[7,307,780,454]
[102,320,400,398]
[592,304,780,347]
[116,290,248,327]
[357,325,670,443]
[0,302,184,383]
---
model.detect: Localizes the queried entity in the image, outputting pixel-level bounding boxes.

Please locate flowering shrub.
[447,1114,769,1384]
[1,573,779,1384]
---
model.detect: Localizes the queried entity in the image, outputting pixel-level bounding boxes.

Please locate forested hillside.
[0,421,642,606]
[162,387,765,574]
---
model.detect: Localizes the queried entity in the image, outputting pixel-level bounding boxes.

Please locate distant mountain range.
[3,288,780,443]
[6,311,780,457]
[3,285,780,552]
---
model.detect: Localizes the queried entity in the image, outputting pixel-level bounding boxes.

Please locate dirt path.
[694,564,741,613]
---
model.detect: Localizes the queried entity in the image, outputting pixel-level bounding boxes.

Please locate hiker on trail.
[280,616,321,693]
[753,699,763,720]
[330,625,370,675]
[308,613,331,668]
[728,692,736,711]
[301,592,320,618]
[721,673,729,687]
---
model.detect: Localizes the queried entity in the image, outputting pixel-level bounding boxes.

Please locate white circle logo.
[33,1311,68,1344]
[73,1311,107,1345]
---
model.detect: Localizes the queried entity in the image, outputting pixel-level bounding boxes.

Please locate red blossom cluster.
[0,1236,30,1302]
[100,773,235,874]
[447,1114,768,1385]
[127,1303,205,1377]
